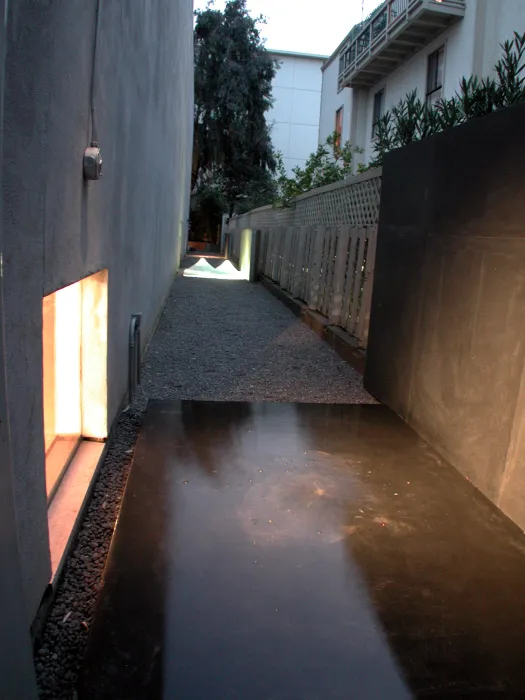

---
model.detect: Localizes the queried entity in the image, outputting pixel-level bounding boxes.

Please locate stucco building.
[267,50,327,175]
[0,0,193,693]
[319,0,525,165]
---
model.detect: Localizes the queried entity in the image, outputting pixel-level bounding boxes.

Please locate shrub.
[370,30,525,167]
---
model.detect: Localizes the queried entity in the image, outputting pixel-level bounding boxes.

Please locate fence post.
[317,227,330,315]
[289,226,303,300]
[264,229,272,277]
[288,227,298,295]
[347,227,367,336]
[322,227,340,317]
[248,229,260,282]
[308,226,324,311]
[328,225,351,326]
[340,227,359,330]
[271,227,283,282]
[265,229,272,277]
[269,227,279,282]
[355,225,378,347]
[268,229,277,279]
[303,227,315,303]
[291,226,305,299]
[279,227,294,291]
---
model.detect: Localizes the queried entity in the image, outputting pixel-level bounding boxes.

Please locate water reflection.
[82,402,525,699]
[177,400,253,478]
[295,403,525,697]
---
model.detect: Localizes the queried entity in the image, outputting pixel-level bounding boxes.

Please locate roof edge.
[268,48,329,61]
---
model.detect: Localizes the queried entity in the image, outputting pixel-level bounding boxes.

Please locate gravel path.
[35,276,374,699]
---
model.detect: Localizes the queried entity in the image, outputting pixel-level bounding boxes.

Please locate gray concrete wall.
[0,0,39,692]
[365,101,525,531]
[2,0,193,621]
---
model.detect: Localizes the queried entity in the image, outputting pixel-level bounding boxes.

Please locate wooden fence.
[223,169,382,349]
[258,224,377,347]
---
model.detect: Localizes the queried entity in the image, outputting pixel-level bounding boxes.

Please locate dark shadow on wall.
[294,403,525,697]
[365,100,525,530]
[80,181,89,264]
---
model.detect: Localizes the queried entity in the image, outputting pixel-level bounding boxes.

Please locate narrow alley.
[35,272,374,699]
[38,271,525,699]
[6,0,525,696]
[139,272,375,405]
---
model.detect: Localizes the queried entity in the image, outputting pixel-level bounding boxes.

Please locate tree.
[193,0,276,216]
[274,133,363,207]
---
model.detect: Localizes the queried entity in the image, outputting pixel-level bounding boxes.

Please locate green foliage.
[391,89,423,146]
[368,113,394,169]
[457,76,488,120]
[417,104,440,139]
[370,30,525,167]
[273,132,363,207]
[190,176,228,244]
[494,32,525,106]
[193,0,276,215]
[435,96,463,130]
[236,167,278,214]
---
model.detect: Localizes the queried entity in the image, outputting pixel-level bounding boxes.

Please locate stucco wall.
[480,0,525,77]
[2,0,193,621]
[318,57,352,147]
[361,0,479,162]
[320,0,525,165]
[267,53,324,174]
[365,100,525,532]
[0,0,39,692]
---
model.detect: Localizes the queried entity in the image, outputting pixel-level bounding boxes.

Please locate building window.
[427,46,445,107]
[42,270,108,503]
[372,88,385,138]
[335,107,343,148]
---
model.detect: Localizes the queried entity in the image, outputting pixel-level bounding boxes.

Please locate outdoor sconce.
[83,142,103,180]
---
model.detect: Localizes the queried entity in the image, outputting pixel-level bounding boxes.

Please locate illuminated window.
[372,88,385,138]
[43,270,108,502]
[427,46,445,107]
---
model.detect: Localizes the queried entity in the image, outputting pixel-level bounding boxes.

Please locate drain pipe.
[126,313,142,409]
[83,0,103,180]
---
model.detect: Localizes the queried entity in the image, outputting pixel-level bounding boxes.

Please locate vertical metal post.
[128,313,142,406]
[0,1,39,696]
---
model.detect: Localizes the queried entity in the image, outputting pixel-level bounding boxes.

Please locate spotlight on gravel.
[183,257,244,280]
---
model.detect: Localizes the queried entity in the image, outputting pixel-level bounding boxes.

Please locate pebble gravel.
[35,275,375,699]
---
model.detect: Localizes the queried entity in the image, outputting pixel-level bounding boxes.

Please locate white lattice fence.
[224,169,381,233]
[294,171,381,227]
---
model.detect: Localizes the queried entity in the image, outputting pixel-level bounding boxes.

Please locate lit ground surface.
[183,256,245,279]
[80,401,525,699]
[138,269,375,404]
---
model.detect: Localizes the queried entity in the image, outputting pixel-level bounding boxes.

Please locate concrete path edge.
[259,276,366,376]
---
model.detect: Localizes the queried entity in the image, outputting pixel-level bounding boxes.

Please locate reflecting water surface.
[80,402,525,700]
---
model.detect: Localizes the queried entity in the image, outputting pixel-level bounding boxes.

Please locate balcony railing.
[338,0,466,89]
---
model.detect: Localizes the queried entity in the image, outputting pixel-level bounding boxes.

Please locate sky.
[193,0,384,57]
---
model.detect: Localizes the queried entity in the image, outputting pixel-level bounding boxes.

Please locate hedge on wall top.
[369,31,525,168]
